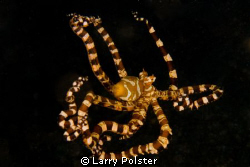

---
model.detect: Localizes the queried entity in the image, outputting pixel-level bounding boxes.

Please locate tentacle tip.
[65,95,75,103]
[66,13,72,17]
[84,76,89,81]
[67,13,76,17]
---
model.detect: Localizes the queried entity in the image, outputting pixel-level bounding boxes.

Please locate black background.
[1,0,250,166]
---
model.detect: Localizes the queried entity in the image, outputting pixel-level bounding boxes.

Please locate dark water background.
[1,0,250,166]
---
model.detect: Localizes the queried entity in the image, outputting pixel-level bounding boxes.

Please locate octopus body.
[58,12,223,160]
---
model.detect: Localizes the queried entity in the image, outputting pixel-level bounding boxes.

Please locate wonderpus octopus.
[58,12,223,160]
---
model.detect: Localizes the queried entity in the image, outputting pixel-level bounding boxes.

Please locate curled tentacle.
[95,97,172,160]
[58,76,88,141]
[173,84,224,111]
[83,103,148,156]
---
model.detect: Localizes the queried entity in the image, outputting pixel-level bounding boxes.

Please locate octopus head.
[112,76,144,102]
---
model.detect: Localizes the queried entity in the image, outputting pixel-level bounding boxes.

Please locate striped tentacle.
[173,84,223,111]
[84,121,130,155]
[61,91,140,153]
[93,95,135,111]
[75,93,138,152]
[84,103,148,154]
[96,134,112,153]
[96,97,172,160]
[119,103,148,140]
[69,14,114,94]
[132,12,178,91]
[86,104,148,154]
[93,98,146,148]
[91,96,139,142]
[58,76,89,141]
[155,89,178,101]
[92,18,128,78]
[65,91,95,142]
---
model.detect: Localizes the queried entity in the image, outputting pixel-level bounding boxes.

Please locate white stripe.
[67,91,73,96]
[70,108,77,114]
[74,131,79,137]
[72,26,78,31]
[103,34,109,40]
[212,94,218,100]
[209,85,216,90]
[194,101,199,108]
[59,111,68,118]
[111,122,118,131]
[145,86,152,91]
[87,92,94,98]
[120,84,131,101]
[136,79,142,97]
[99,151,105,160]
[149,26,155,33]
[83,21,88,27]
[108,42,114,47]
[121,151,126,158]
[98,121,107,132]
[89,53,97,60]
[73,87,79,92]
[66,136,71,141]
[97,27,104,33]
[86,137,92,145]
[145,144,149,153]
[199,84,206,92]
[153,105,161,111]
[163,53,173,62]
[110,153,116,160]
[69,103,76,107]
[69,119,74,126]
[92,64,100,72]
[78,17,83,22]
[218,89,223,93]
[137,119,143,125]
[59,120,65,128]
[156,39,163,47]
[63,131,69,136]
[185,97,190,105]
[82,125,89,131]
[138,145,144,154]
[113,58,121,65]
[202,97,209,104]
[78,110,86,116]
[169,70,177,78]
[188,86,194,94]
[122,125,129,134]
[82,33,89,41]
[179,106,184,111]
[86,43,95,49]
[129,148,137,157]
[83,100,91,107]
[76,28,83,35]
[111,49,118,54]
[132,94,137,101]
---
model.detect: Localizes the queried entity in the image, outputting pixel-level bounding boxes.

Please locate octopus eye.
[73,17,78,22]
